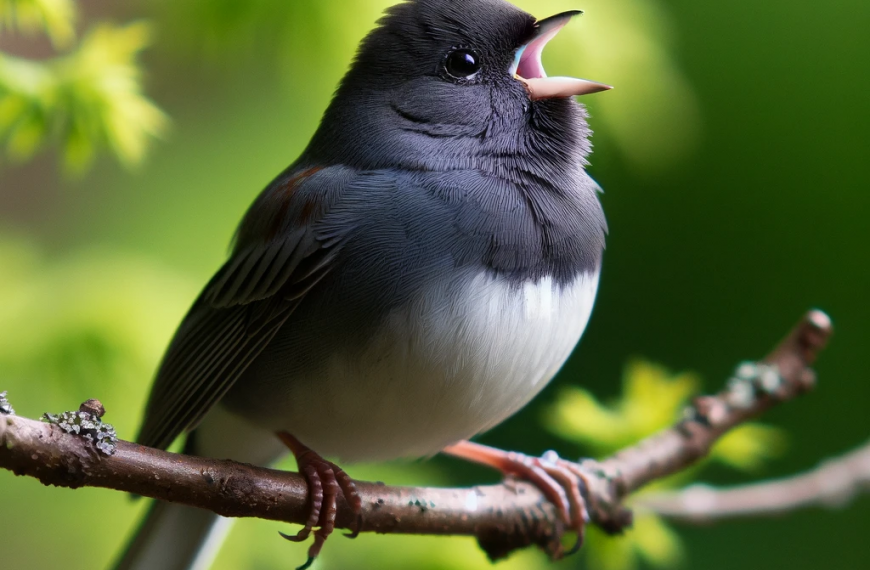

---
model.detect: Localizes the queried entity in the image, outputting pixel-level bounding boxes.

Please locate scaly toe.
[285,463,324,541]
[277,432,363,567]
[344,513,363,539]
[442,441,590,559]
[332,465,363,538]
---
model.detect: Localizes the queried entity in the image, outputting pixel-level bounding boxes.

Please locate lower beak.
[511,10,612,100]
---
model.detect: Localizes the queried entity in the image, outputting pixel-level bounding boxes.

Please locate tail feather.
[113,500,234,570]
[113,406,287,570]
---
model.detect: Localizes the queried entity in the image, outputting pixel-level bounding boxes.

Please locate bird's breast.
[266,268,600,462]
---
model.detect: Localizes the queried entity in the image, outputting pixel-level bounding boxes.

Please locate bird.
[113,0,610,569]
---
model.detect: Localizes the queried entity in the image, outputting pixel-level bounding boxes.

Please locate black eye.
[444,49,481,79]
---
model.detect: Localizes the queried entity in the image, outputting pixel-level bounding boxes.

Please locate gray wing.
[136,167,350,451]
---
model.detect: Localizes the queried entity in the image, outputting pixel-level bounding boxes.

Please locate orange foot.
[443,440,591,557]
[277,432,363,570]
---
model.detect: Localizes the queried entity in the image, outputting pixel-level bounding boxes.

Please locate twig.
[637,438,870,522]
[0,311,833,560]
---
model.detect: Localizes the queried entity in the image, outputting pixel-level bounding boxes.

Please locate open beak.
[511,10,612,100]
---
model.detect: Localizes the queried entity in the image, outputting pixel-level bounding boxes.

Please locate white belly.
[276,270,600,462]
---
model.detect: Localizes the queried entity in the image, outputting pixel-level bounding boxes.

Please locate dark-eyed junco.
[114,1,610,569]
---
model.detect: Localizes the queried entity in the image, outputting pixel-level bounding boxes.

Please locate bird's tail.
[111,406,287,570]
[112,500,234,570]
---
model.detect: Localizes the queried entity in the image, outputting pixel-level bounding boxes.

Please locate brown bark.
[0,311,834,559]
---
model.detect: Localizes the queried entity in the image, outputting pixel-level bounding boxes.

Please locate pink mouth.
[511,11,612,100]
[514,19,568,80]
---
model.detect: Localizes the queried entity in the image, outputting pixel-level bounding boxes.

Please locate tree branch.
[0,311,834,560]
[637,438,870,522]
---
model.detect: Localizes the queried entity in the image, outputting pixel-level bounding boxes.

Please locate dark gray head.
[304,0,609,181]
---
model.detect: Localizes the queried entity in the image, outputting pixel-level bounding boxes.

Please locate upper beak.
[511,10,612,101]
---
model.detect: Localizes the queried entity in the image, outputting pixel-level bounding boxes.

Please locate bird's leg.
[276,431,363,570]
[442,440,591,558]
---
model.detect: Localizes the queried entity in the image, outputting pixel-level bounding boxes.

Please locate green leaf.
[0,0,77,48]
[545,359,700,454]
[633,512,685,567]
[711,423,788,472]
[0,21,168,173]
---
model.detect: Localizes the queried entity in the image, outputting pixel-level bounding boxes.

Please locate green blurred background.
[1,0,868,569]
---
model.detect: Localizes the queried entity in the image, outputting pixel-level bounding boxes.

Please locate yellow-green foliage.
[0,0,77,47]
[546,360,788,570]
[0,0,166,173]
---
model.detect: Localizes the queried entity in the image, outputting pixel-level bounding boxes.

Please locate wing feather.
[136,166,350,450]
[138,304,250,449]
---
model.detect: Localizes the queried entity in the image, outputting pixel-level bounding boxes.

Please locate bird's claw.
[277,432,363,567]
[443,441,592,559]
[343,513,363,539]
[504,449,590,557]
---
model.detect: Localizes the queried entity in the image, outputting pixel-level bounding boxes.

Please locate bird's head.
[305,0,610,176]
